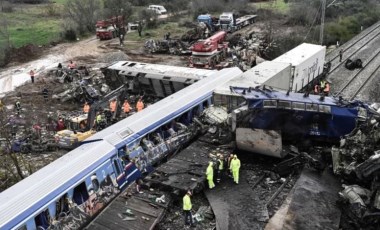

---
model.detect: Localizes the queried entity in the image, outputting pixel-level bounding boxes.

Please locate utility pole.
[320,0,326,45]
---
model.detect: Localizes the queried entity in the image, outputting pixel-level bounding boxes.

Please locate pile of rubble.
[331,103,380,229]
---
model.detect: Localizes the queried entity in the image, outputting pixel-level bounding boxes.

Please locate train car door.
[112,156,127,188]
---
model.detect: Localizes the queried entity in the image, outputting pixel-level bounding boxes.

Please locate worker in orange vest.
[123,99,132,115]
[68,60,76,70]
[110,99,117,114]
[314,83,320,95]
[324,82,330,96]
[83,101,90,113]
[136,97,144,112]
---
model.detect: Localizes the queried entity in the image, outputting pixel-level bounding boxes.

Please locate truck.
[197,14,219,34]
[96,16,125,40]
[218,12,257,32]
[189,31,229,69]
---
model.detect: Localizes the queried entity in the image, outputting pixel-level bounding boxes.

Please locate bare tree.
[64,0,101,33]
[0,15,11,67]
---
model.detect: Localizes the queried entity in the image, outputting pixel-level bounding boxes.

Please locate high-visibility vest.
[110,101,117,112]
[123,101,131,113]
[183,194,192,211]
[136,101,144,112]
[206,165,213,180]
[320,80,326,89]
[83,104,90,113]
[230,158,241,172]
[314,85,320,94]
[218,159,224,170]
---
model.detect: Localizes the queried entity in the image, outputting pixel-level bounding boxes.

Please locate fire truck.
[189,31,229,69]
[95,16,125,40]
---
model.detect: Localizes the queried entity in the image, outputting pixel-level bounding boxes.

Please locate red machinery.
[189,31,229,69]
[96,16,125,40]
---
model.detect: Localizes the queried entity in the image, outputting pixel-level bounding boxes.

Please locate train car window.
[16,225,27,230]
[203,100,209,109]
[213,94,228,107]
[91,174,100,192]
[72,182,89,205]
[263,100,277,108]
[277,101,291,109]
[56,194,70,219]
[34,209,51,230]
[113,159,121,175]
[292,102,305,111]
[306,103,318,112]
[319,105,331,114]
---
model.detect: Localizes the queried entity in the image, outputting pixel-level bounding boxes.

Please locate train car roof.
[88,67,243,148]
[231,87,340,106]
[213,61,291,96]
[0,67,242,229]
[107,61,217,80]
[273,43,325,66]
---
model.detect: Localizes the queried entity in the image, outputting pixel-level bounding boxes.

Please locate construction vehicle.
[96,16,125,40]
[218,12,257,32]
[54,85,128,149]
[189,31,229,69]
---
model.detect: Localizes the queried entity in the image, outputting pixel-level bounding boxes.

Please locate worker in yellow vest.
[230,154,241,184]
[183,190,194,227]
[206,161,215,189]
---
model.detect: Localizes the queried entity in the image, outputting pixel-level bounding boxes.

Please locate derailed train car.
[216,87,376,158]
[0,67,242,230]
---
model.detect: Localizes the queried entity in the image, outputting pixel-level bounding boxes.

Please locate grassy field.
[251,0,290,14]
[2,3,65,48]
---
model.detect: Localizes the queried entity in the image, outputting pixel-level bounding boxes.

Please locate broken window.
[213,94,228,107]
[72,182,89,205]
[292,102,305,111]
[306,103,318,112]
[34,209,51,230]
[55,194,70,219]
[263,100,277,108]
[277,100,291,109]
[91,174,100,192]
[319,105,331,113]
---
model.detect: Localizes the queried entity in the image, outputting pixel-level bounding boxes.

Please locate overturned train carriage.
[101,61,217,97]
[0,67,242,230]
[209,87,375,158]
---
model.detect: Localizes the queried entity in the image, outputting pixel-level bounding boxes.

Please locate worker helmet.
[234,154,237,158]
[209,161,213,166]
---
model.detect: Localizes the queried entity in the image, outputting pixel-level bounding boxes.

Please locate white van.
[147,5,167,15]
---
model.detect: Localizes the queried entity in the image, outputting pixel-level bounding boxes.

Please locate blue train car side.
[232,87,374,141]
[0,68,242,230]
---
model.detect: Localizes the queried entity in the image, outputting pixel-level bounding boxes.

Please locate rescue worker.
[83,101,90,113]
[227,153,234,178]
[136,97,144,112]
[314,83,321,95]
[320,79,326,91]
[110,98,117,115]
[230,154,241,184]
[29,69,35,84]
[123,99,132,115]
[216,154,224,183]
[206,161,215,189]
[15,100,21,115]
[68,60,76,70]
[94,112,104,131]
[183,190,194,227]
[324,81,330,96]
[339,49,343,62]
[42,87,49,102]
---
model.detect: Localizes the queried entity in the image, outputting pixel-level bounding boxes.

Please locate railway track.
[328,23,380,74]
[335,48,380,100]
